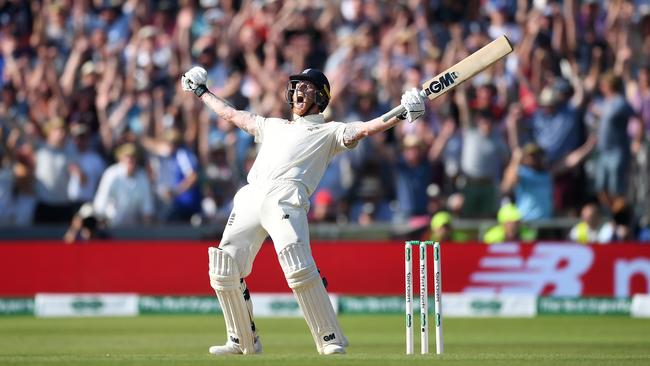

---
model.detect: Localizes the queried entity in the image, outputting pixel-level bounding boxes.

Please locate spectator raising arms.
[0,0,647,241]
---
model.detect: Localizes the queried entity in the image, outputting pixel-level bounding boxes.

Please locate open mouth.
[295,91,306,105]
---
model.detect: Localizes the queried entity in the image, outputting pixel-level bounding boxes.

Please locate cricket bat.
[382,35,513,122]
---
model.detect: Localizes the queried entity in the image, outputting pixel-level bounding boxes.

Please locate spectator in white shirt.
[93,143,154,227]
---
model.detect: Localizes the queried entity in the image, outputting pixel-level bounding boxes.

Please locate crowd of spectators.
[0,0,649,242]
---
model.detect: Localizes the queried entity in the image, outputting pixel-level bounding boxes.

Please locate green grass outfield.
[1,315,649,366]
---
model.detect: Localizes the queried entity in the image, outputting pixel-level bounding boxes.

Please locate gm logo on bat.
[424,71,459,96]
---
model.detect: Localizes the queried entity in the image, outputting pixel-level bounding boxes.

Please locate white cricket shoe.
[321,344,346,355]
[208,336,262,355]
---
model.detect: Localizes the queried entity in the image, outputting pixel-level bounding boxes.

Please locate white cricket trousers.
[218,181,312,276]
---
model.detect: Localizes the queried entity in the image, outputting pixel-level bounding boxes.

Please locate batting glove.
[398,88,425,123]
[181,66,209,97]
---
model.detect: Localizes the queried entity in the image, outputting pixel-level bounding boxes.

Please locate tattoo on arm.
[201,92,257,136]
[343,126,361,146]
[343,122,371,147]
[343,117,403,146]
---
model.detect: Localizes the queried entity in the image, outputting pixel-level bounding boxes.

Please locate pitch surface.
[1,315,649,365]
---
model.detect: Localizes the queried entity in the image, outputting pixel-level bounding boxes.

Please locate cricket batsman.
[181,67,425,355]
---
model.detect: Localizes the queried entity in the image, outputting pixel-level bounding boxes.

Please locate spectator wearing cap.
[93,143,154,227]
[483,203,537,244]
[502,131,596,222]
[429,210,469,243]
[33,118,78,223]
[527,78,590,215]
[80,61,100,88]
[532,80,584,164]
[430,211,453,242]
[501,143,553,221]
[67,123,106,205]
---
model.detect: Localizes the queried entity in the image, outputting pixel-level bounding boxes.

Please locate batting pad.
[208,247,256,354]
[278,244,347,354]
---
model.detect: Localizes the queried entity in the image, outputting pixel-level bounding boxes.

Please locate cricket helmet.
[286,68,331,112]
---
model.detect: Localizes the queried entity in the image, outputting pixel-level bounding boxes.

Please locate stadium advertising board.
[450,243,650,297]
[0,242,648,296]
[34,293,138,317]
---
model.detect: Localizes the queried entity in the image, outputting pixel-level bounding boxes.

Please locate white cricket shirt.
[247,114,356,196]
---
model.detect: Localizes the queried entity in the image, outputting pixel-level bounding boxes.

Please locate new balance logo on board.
[465,243,593,295]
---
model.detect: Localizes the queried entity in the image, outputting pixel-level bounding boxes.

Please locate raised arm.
[501,148,522,194]
[342,116,401,147]
[181,66,258,136]
[551,134,597,175]
[200,92,258,136]
[342,88,425,147]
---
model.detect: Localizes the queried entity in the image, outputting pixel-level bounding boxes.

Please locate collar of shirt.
[292,113,325,124]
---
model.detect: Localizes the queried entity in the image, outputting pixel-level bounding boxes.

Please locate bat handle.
[381,90,427,122]
[381,105,406,122]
